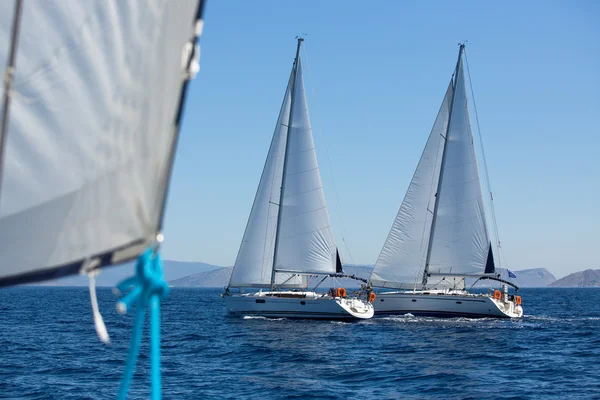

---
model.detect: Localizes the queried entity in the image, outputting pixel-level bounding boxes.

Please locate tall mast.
[0,0,23,202]
[421,43,465,287]
[270,37,304,290]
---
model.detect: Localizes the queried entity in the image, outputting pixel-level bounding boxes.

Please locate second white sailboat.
[369,44,523,319]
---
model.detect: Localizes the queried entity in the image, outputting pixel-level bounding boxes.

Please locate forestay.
[0,0,201,286]
[371,82,453,289]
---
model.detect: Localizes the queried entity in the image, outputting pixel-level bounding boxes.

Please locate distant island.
[169,265,374,288]
[550,269,600,287]
[169,265,558,289]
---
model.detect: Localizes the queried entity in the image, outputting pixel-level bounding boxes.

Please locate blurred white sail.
[0,0,202,286]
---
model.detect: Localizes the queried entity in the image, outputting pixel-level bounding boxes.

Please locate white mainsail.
[274,59,336,276]
[371,49,494,289]
[229,47,336,288]
[371,82,453,289]
[426,56,492,277]
[0,0,201,285]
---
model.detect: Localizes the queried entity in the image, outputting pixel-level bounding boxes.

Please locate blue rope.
[116,248,170,400]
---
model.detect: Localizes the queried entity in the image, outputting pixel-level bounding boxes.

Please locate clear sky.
[162,0,599,279]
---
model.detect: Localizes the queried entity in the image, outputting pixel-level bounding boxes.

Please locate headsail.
[371,82,453,289]
[228,71,296,287]
[0,0,202,286]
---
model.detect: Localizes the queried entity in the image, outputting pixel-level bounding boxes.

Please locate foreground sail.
[370,44,522,319]
[0,0,205,397]
[224,38,374,320]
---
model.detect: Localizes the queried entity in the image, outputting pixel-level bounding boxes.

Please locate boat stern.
[489,296,523,318]
[336,297,374,319]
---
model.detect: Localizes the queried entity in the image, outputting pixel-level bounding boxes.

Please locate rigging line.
[302,42,356,266]
[463,48,503,268]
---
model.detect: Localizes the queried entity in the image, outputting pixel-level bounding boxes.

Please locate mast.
[421,43,465,287]
[270,37,304,290]
[0,0,23,203]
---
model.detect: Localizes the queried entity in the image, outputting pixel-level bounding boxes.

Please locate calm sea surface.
[0,287,599,399]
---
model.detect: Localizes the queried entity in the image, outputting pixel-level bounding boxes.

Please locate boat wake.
[241,316,284,321]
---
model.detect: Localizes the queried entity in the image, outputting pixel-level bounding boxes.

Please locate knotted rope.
[116,248,169,400]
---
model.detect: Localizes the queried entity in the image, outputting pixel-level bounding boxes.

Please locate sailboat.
[369,44,523,319]
[0,1,205,398]
[223,38,374,320]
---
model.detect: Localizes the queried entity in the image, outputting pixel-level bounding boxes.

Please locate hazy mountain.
[468,268,556,288]
[170,267,232,288]
[550,269,600,287]
[169,264,559,289]
[30,260,221,287]
[169,264,374,288]
[31,260,558,289]
[509,268,557,287]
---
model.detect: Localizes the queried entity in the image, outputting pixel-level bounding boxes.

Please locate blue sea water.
[0,287,599,399]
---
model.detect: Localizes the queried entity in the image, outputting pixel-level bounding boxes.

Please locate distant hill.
[468,268,555,288]
[169,264,374,288]
[32,260,559,289]
[170,267,232,288]
[506,268,557,288]
[550,269,600,287]
[169,264,559,289]
[30,260,221,287]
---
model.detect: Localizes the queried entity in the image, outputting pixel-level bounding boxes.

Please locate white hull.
[224,291,374,320]
[374,290,523,319]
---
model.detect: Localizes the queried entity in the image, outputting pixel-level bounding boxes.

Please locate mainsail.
[274,58,336,276]
[0,0,202,286]
[426,55,493,277]
[371,45,494,289]
[228,40,336,289]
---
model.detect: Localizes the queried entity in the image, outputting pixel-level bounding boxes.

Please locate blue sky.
[162,0,599,278]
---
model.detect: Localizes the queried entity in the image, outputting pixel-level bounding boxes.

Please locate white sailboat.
[370,44,523,319]
[0,0,205,398]
[223,38,374,320]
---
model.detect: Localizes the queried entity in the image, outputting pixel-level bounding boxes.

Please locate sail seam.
[283,185,324,197]
[284,165,319,177]
[280,203,327,218]
[278,223,333,240]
